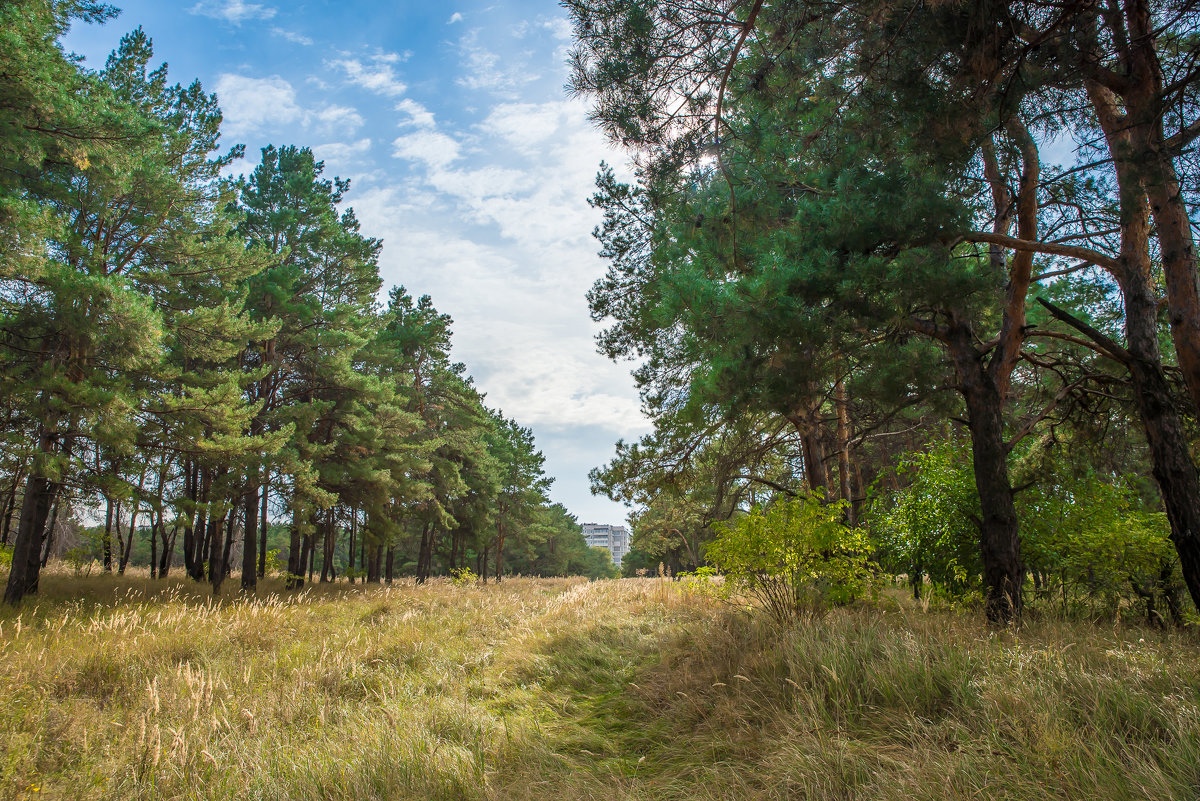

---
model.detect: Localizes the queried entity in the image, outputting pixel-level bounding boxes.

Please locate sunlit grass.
[0,568,1198,799]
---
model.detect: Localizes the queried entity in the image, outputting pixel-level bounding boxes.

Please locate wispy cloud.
[270,27,313,45]
[327,52,408,96]
[448,12,464,24]
[456,29,538,96]
[189,0,276,23]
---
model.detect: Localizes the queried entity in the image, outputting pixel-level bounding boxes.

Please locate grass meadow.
[0,569,1198,799]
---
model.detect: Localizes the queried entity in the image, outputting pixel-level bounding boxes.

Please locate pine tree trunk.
[286,520,303,590]
[1089,4,1200,422]
[0,469,23,546]
[160,519,176,578]
[221,513,236,583]
[385,546,394,584]
[1119,249,1200,615]
[304,532,315,584]
[103,497,114,573]
[320,509,334,582]
[949,332,1023,624]
[346,511,356,583]
[4,472,56,604]
[209,512,226,594]
[119,503,138,574]
[257,477,268,579]
[40,495,60,568]
[416,522,433,584]
[834,378,854,524]
[495,518,506,583]
[242,481,258,593]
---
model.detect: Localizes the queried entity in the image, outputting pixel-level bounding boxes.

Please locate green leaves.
[707,494,873,622]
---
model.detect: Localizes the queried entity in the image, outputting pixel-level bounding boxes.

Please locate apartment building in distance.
[581,522,630,567]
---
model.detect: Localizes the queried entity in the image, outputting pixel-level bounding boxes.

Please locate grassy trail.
[0,572,1199,800]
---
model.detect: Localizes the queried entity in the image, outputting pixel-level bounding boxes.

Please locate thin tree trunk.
[242,480,258,593]
[286,517,303,590]
[209,511,226,594]
[304,531,315,584]
[103,497,114,573]
[0,468,24,546]
[495,518,506,583]
[346,511,356,583]
[834,378,854,524]
[385,546,394,584]
[119,502,139,574]
[257,476,268,579]
[40,494,60,568]
[320,508,334,583]
[221,512,236,583]
[416,522,433,584]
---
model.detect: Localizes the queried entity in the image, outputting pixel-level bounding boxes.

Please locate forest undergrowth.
[1,572,1198,800]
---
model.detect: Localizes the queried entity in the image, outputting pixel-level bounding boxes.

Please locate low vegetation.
[2,571,1199,800]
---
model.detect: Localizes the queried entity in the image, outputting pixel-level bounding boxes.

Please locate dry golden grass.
[0,568,1198,800]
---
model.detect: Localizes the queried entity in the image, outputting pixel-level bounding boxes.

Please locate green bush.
[705,494,871,623]
[868,442,981,599]
[1019,470,1179,619]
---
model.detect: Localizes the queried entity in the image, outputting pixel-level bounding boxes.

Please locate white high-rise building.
[581,522,630,566]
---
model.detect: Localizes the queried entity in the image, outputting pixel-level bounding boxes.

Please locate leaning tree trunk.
[1118,246,1200,614]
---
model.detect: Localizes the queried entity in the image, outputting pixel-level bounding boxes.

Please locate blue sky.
[65,0,647,528]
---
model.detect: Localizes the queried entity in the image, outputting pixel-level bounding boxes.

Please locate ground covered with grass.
[0,572,1198,800]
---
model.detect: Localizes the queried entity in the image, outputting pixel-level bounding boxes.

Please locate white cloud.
[189,0,276,23]
[482,102,568,153]
[512,17,573,41]
[215,74,302,137]
[327,53,408,96]
[313,139,373,174]
[448,12,463,24]
[215,75,365,141]
[544,18,573,40]
[456,29,539,96]
[271,27,313,45]
[392,131,462,170]
[313,104,364,134]
[396,98,436,129]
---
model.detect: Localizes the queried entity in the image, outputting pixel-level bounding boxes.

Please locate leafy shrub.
[705,494,871,623]
[1019,470,1179,619]
[868,442,981,599]
[450,567,477,587]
